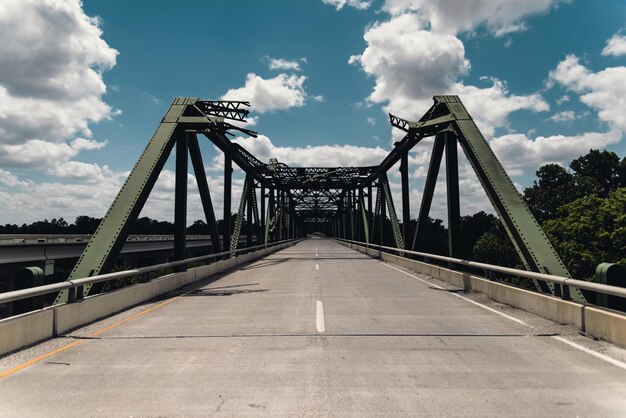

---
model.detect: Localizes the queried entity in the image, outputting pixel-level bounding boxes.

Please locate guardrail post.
[76,285,84,301]
[67,286,76,303]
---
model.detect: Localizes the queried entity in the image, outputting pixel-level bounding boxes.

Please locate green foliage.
[543,188,626,280]
[473,231,521,268]
[570,149,622,197]
[524,164,576,222]
[409,217,448,255]
[100,264,141,292]
[524,149,624,222]
[459,211,498,259]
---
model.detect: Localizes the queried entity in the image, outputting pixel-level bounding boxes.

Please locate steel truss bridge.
[56,95,582,304]
[2,96,626,416]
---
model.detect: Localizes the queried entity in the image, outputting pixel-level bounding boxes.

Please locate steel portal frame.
[55,95,584,304]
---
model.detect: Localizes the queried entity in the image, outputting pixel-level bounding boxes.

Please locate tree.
[73,216,102,234]
[570,149,621,197]
[187,219,209,235]
[472,231,521,268]
[523,164,576,222]
[543,187,626,280]
[459,211,498,259]
[411,217,448,256]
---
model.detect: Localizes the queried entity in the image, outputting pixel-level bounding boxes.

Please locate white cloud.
[221,73,308,113]
[0,169,30,188]
[267,57,302,71]
[555,94,570,105]
[0,172,124,224]
[367,117,376,125]
[0,0,118,145]
[48,161,115,183]
[322,0,372,10]
[381,0,567,36]
[349,13,470,118]
[349,14,548,138]
[549,110,576,123]
[0,138,106,169]
[451,79,548,138]
[231,135,390,168]
[146,94,162,105]
[490,130,622,175]
[602,32,626,57]
[549,54,626,131]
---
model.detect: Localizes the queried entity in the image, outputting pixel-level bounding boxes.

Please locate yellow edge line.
[0,293,186,379]
[0,340,83,378]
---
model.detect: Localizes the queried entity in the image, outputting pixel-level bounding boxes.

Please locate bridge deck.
[1,239,625,416]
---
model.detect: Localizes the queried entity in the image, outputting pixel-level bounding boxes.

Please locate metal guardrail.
[0,239,300,305]
[336,238,626,300]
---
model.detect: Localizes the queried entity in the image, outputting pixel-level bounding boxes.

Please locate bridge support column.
[246,181,253,247]
[189,133,221,253]
[174,134,188,270]
[445,132,461,259]
[411,134,445,252]
[260,185,266,244]
[400,150,410,246]
[379,182,386,246]
[223,154,232,255]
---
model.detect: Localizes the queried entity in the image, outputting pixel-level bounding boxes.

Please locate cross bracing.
[54,95,586,305]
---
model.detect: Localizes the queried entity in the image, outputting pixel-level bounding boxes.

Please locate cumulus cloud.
[0,171,125,224]
[451,79,548,138]
[48,161,115,183]
[349,13,548,138]
[2,137,105,171]
[381,0,566,36]
[549,110,576,123]
[555,95,570,105]
[602,32,626,57]
[221,73,308,113]
[349,13,470,117]
[230,135,390,168]
[549,54,626,131]
[0,0,118,145]
[266,57,303,71]
[322,0,372,10]
[490,130,622,175]
[0,138,106,169]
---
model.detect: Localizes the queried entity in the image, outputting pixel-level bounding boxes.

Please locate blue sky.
[0,0,625,225]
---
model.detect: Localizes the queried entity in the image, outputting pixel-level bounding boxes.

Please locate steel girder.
[389,95,583,303]
[59,95,580,305]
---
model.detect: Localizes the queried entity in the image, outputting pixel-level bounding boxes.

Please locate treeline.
[0,216,236,236]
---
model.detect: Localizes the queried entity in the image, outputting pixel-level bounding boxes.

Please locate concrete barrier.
[0,242,294,355]
[339,240,625,348]
[584,306,626,348]
[0,309,54,355]
[469,274,583,328]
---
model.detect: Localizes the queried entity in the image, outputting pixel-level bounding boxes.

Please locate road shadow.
[239,258,289,270]
[184,288,269,297]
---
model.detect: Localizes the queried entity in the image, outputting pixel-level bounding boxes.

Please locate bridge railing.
[0,239,299,306]
[335,238,626,301]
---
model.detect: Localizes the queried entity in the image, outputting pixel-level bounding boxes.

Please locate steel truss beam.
[390,95,583,302]
[60,95,581,305]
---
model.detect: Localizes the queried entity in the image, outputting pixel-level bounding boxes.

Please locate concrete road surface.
[1,238,626,416]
